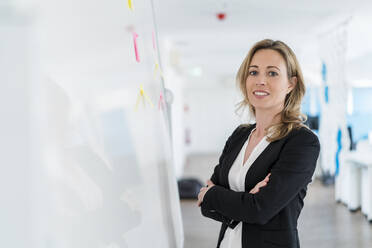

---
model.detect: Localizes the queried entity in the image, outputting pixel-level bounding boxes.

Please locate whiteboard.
[0,0,183,248]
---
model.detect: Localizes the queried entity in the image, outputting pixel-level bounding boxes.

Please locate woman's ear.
[287,76,297,94]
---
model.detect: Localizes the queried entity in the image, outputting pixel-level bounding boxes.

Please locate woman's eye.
[268,71,278,76]
[249,71,257,76]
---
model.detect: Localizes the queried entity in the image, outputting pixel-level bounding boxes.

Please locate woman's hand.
[249,173,271,194]
[197,173,270,207]
[197,180,215,207]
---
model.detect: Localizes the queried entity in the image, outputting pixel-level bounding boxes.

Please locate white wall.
[184,85,247,154]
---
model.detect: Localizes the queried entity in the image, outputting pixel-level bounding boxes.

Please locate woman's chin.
[252,105,276,113]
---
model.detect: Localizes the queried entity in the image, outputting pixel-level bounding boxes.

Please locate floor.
[180,154,372,248]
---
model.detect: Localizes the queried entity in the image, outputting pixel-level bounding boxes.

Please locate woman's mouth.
[253,90,270,98]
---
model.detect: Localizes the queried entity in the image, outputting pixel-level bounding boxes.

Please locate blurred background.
[1,0,372,247]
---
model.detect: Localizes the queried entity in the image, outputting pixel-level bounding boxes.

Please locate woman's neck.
[254,108,282,137]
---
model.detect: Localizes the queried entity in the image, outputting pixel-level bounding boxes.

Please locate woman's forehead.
[250,49,286,69]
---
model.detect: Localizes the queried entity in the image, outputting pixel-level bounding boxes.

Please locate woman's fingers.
[250,180,268,194]
[249,173,271,194]
[206,180,215,187]
[199,186,207,192]
[251,187,259,194]
[197,191,202,206]
[261,173,271,184]
[255,181,266,189]
[264,173,271,181]
[250,184,259,194]
[197,186,208,206]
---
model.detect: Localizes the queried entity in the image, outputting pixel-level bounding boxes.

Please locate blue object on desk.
[335,128,342,176]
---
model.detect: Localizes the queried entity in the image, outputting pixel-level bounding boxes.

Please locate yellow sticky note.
[153,63,164,80]
[135,84,154,111]
[128,0,133,10]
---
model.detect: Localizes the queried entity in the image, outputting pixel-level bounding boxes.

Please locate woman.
[197,39,320,248]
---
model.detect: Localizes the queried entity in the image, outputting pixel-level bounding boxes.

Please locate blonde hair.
[236,39,307,142]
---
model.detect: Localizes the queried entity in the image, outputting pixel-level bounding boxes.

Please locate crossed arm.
[199,128,320,225]
[197,174,271,206]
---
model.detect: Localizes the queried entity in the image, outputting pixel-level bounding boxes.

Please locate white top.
[220,128,271,248]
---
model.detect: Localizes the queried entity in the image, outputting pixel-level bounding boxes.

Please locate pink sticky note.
[133,32,140,62]
[158,93,164,110]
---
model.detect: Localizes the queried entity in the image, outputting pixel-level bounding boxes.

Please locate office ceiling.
[155,0,372,87]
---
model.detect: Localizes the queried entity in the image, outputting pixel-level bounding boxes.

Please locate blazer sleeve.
[202,128,320,225]
[200,124,245,223]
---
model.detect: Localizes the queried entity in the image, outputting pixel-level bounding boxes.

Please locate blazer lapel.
[220,125,254,189]
[243,141,279,191]
[219,124,283,192]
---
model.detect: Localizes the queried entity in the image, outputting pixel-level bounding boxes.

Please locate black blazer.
[201,124,320,248]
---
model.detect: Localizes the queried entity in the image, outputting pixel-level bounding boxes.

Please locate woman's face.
[245,49,296,114]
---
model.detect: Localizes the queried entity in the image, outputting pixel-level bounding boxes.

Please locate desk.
[337,142,372,222]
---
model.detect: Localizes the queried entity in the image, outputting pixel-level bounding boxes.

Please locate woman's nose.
[256,79,266,86]
[255,74,267,86]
